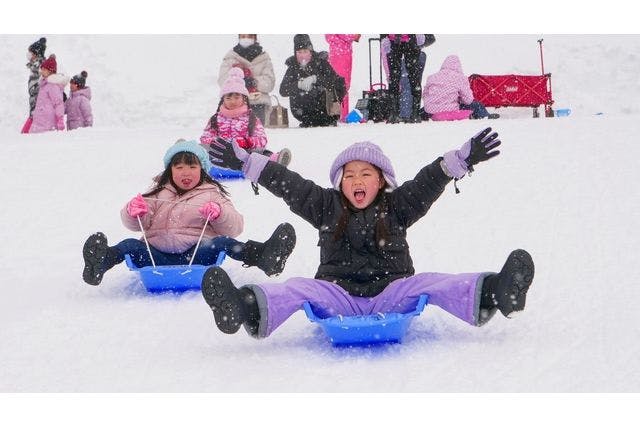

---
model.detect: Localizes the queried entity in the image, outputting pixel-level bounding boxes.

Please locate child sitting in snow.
[200,67,291,168]
[81,140,296,286]
[30,54,69,133]
[200,128,534,338]
[65,71,93,130]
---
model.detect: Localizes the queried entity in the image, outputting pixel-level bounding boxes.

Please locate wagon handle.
[137,215,158,271]
[538,38,545,75]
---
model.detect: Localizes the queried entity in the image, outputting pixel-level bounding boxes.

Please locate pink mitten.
[126,194,149,218]
[56,117,65,131]
[198,201,221,220]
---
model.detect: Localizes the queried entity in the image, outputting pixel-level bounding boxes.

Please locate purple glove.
[416,34,426,46]
[198,201,221,220]
[56,117,65,131]
[126,194,149,218]
[443,127,501,179]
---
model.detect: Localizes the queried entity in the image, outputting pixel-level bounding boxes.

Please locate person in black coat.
[279,34,346,128]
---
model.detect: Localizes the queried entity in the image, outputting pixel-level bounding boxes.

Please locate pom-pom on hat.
[70,71,88,88]
[40,54,57,73]
[29,37,46,57]
[329,141,398,190]
[220,67,249,97]
[163,139,213,172]
[293,34,313,52]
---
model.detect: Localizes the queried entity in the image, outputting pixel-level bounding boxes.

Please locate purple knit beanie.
[329,141,397,190]
[220,67,249,97]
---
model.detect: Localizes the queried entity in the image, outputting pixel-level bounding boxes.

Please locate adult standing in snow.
[279,34,346,128]
[218,34,276,125]
[65,71,93,130]
[423,54,498,120]
[23,37,47,133]
[325,34,360,122]
[201,128,535,339]
[381,34,435,123]
[29,54,69,134]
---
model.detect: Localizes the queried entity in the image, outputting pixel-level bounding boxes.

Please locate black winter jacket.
[258,158,452,297]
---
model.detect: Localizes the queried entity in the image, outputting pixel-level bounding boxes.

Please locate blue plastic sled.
[303,295,429,346]
[209,166,245,180]
[124,252,226,293]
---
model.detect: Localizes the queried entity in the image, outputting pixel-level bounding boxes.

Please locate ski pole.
[184,212,212,271]
[136,215,158,271]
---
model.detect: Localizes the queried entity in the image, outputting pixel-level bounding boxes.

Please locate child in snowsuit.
[422,55,498,120]
[30,55,69,134]
[201,128,535,338]
[81,140,296,286]
[325,34,360,122]
[218,34,276,125]
[279,34,346,128]
[65,71,93,130]
[26,37,47,119]
[201,67,290,168]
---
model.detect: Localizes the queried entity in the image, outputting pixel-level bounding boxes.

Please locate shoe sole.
[277,149,292,167]
[261,223,296,276]
[201,267,244,334]
[497,249,535,318]
[82,232,108,286]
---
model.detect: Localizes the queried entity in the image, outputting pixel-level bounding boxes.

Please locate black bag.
[355,38,392,122]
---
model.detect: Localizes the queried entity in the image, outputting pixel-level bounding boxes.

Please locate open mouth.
[181,178,193,187]
[353,189,366,203]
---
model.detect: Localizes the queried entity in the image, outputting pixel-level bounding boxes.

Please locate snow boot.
[201,266,260,335]
[481,249,535,318]
[241,223,296,276]
[267,148,291,167]
[82,232,119,286]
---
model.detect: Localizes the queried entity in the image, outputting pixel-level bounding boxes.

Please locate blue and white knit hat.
[163,139,213,172]
[329,141,397,190]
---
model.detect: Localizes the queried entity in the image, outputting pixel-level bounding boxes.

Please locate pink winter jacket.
[120,182,244,254]
[422,55,474,114]
[199,111,267,150]
[65,87,93,130]
[30,74,69,133]
[325,34,359,88]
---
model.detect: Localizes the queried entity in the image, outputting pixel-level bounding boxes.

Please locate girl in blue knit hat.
[81,140,296,286]
[200,128,535,339]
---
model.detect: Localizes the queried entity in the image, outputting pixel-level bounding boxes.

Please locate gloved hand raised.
[297,75,317,92]
[126,194,149,218]
[198,201,221,220]
[443,127,501,179]
[207,137,249,171]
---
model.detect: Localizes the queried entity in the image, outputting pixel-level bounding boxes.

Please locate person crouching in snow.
[200,67,291,168]
[81,140,296,286]
[30,54,69,133]
[200,128,534,338]
[65,71,93,130]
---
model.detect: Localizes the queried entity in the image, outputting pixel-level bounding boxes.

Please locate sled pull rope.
[185,212,212,271]
[137,215,158,271]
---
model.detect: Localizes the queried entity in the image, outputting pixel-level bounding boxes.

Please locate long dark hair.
[143,151,229,198]
[333,166,390,247]
[208,95,257,136]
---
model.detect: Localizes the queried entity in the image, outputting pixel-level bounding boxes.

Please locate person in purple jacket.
[65,71,93,130]
[30,54,69,133]
[200,127,535,339]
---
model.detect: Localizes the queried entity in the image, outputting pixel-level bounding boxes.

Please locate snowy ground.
[1,23,639,426]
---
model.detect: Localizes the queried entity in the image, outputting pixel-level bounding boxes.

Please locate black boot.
[82,232,119,286]
[201,266,260,335]
[481,249,535,318]
[241,223,296,276]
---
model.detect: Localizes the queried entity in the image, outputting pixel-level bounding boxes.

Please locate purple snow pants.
[245,272,490,338]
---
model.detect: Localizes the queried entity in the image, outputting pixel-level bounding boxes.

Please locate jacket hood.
[72,86,92,100]
[46,73,70,87]
[440,55,463,73]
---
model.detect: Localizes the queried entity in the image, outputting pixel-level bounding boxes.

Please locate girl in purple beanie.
[202,128,535,339]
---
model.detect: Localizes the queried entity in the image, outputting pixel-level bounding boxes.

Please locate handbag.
[264,95,289,128]
[324,88,342,117]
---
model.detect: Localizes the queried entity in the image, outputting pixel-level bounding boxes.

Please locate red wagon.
[468,40,554,118]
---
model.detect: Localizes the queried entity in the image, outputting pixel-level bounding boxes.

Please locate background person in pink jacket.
[324,34,360,122]
[81,140,296,286]
[29,54,69,133]
[65,71,93,130]
[422,54,498,120]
